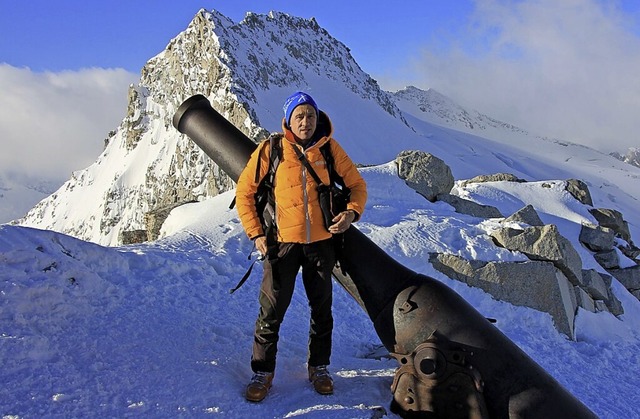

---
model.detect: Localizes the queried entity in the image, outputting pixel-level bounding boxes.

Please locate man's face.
[290,104,317,142]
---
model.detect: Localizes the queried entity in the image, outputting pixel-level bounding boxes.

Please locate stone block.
[609,265,640,292]
[396,150,454,201]
[436,193,503,218]
[575,286,596,312]
[565,179,593,206]
[595,300,608,312]
[579,223,615,252]
[430,253,577,339]
[491,224,583,285]
[580,269,609,300]
[594,249,619,269]
[589,207,631,242]
[504,204,544,226]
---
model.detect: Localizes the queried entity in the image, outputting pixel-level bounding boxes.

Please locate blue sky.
[1,0,639,181]
[0,0,475,78]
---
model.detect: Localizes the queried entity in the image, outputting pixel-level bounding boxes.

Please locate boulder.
[609,265,640,292]
[490,224,583,285]
[504,205,544,226]
[588,208,632,243]
[604,287,625,316]
[395,150,454,201]
[565,179,593,206]
[575,286,596,313]
[429,253,577,339]
[620,243,640,262]
[579,223,615,252]
[593,249,619,269]
[580,269,609,300]
[459,173,526,187]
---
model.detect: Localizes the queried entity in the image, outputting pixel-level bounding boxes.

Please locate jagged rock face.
[226,12,400,118]
[624,148,640,167]
[17,9,402,246]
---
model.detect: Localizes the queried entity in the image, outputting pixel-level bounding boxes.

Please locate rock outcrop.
[399,150,637,339]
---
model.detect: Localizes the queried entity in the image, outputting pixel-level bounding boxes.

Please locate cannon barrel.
[173,94,596,418]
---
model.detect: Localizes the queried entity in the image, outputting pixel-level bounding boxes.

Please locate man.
[235,91,367,402]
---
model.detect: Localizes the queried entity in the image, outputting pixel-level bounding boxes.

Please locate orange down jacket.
[235,112,367,244]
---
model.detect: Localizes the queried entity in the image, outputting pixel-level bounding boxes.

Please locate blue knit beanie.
[283,91,318,127]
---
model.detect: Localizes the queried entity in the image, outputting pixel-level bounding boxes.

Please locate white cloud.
[0,64,138,181]
[391,0,640,153]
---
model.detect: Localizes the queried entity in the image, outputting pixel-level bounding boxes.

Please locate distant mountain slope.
[392,86,530,139]
[0,173,60,224]
[611,147,640,168]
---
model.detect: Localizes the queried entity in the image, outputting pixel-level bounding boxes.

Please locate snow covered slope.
[2,163,639,417]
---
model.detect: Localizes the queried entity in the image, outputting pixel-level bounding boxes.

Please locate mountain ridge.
[14,8,640,249]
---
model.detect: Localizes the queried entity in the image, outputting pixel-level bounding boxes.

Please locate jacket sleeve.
[329,139,367,221]
[235,141,270,239]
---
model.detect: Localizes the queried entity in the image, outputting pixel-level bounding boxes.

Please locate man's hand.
[329,210,356,234]
[254,236,268,257]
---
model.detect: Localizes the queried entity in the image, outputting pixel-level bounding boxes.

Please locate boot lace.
[251,371,272,385]
[313,365,330,378]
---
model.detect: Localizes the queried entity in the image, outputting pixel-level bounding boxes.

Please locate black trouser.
[251,239,335,373]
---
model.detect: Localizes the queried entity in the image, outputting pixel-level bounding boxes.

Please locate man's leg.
[301,239,335,368]
[251,242,301,373]
[246,243,302,402]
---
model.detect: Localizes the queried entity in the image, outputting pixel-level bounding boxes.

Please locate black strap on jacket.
[292,145,326,186]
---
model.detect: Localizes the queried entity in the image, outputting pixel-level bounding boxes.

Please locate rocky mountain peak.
[16,9,405,245]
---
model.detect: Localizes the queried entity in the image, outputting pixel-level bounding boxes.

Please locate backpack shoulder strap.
[231,134,283,294]
[320,139,346,188]
[247,133,282,190]
[320,141,334,176]
[269,133,282,175]
[254,134,274,184]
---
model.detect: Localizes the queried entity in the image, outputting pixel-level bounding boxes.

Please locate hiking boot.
[308,365,333,395]
[245,371,274,402]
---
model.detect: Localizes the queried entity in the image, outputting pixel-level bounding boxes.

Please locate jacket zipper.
[300,148,312,243]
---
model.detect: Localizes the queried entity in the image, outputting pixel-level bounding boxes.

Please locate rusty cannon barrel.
[173,94,596,418]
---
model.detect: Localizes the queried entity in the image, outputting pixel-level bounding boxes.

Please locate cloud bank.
[0,65,137,181]
[382,0,640,153]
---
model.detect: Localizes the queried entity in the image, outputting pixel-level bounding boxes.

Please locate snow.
[2,158,640,417]
[3,11,640,416]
